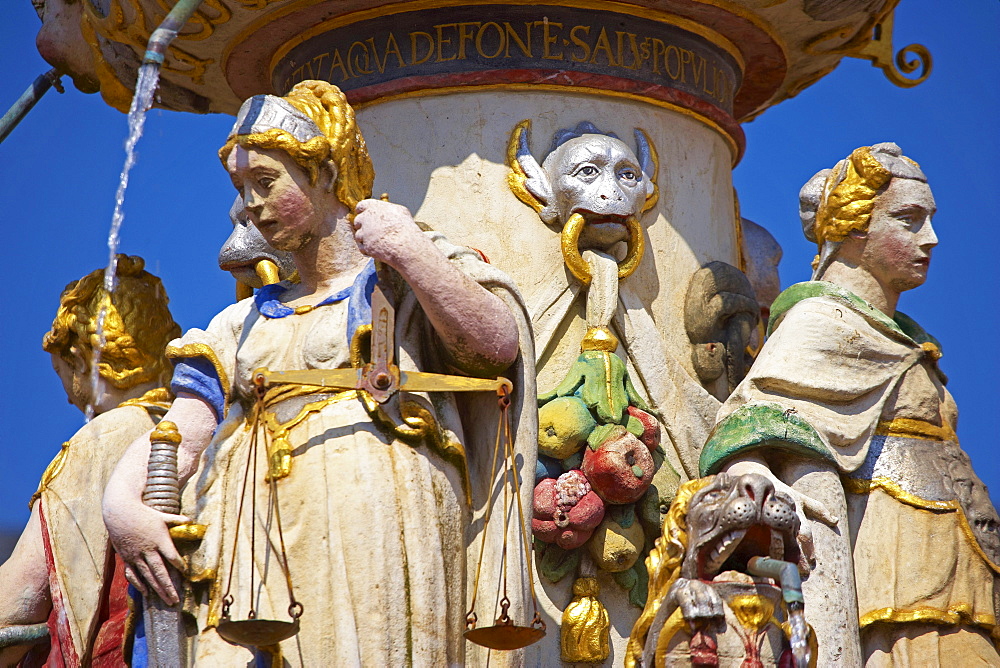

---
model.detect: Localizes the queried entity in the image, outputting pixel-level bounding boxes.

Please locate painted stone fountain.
[5,1,994,667]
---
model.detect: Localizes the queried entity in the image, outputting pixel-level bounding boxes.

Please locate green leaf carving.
[536,542,581,583]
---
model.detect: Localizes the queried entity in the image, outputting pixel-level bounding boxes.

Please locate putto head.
[800,142,926,277]
[219,81,375,210]
[42,255,181,393]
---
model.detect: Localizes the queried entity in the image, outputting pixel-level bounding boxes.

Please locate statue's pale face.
[543,134,645,223]
[226,146,328,253]
[51,347,91,412]
[859,177,938,294]
[50,345,130,415]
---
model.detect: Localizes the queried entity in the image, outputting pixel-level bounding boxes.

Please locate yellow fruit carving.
[539,396,596,460]
[587,513,645,573]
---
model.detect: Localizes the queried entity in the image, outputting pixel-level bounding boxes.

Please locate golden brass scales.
[215,283,545,651]
[464,379,547,650]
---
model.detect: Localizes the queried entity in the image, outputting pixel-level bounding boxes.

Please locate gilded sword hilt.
[143,420,206,544]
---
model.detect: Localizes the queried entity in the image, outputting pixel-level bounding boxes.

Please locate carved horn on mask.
[634,129,659,212]
[506,119,556,222]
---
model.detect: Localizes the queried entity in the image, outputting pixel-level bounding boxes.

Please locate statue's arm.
[102,392,216,605]
[0,504,50,614]
[0,506,51,664]
[352,199,519,377]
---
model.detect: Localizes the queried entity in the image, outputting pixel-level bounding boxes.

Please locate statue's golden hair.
[219,81,375,210]
[42,255,180,390]
[624,476,714,668]
[813,146,892,246]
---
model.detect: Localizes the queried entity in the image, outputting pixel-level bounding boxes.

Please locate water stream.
[788,606,810,668]
[86,61,161,421]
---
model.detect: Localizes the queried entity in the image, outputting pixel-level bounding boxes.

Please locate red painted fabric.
[90,555,130,667]
[38,503,77,668]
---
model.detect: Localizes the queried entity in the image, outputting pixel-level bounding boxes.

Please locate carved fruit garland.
[511,119,675,661]
[532,250,677,662]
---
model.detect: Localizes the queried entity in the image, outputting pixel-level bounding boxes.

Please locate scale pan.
[216,618,300,647]
[464,624,545,650]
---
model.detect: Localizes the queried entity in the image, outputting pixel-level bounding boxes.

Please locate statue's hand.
[352,199,427,267]
[667,578,724,624]
[103,491,188,605]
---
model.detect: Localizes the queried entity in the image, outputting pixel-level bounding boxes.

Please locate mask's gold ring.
[618,216,645,280]
[560,213,645,286]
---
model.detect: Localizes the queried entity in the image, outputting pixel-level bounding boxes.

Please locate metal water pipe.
[1,0,204,145]
[143,0,206,66]
[746,556,804,609]
[747,556,810,668]
[0,622,49,651]
[0,69,63,144]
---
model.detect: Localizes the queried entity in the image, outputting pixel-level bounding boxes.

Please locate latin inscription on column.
[272,4,742,116]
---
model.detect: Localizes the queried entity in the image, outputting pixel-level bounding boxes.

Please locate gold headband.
[813,146,892,246]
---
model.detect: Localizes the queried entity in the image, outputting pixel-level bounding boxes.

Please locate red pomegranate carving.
[532,470,606,550]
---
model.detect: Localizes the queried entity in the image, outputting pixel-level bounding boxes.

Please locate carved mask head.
[681,472,800,580]
[218,195,298,288]
[541,133,649,224]
[511,121,657,227]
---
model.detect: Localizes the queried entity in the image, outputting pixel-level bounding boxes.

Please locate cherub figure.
[0,256,180,666]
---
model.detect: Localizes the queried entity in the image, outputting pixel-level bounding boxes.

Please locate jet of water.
[87,62,161,421]
[788,605,810,668]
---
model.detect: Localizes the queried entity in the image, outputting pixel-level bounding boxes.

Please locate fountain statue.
[699,143,1000,666]
[101,81,537,666]
[0,256,180,666]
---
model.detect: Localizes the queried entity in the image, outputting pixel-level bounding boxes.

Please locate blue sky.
[0,0,997,534]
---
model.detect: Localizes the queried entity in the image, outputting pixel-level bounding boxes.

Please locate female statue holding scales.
[103,81,532,665]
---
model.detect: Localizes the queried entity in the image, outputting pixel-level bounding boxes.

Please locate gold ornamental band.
[843,477,956,511]
[874,417,957,442]
[845,478,1000,574]
[29,442,71,510]
[259,388,359,480]
[859,604,995,632]
[166,343,231,408]
[118,386,173,412]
